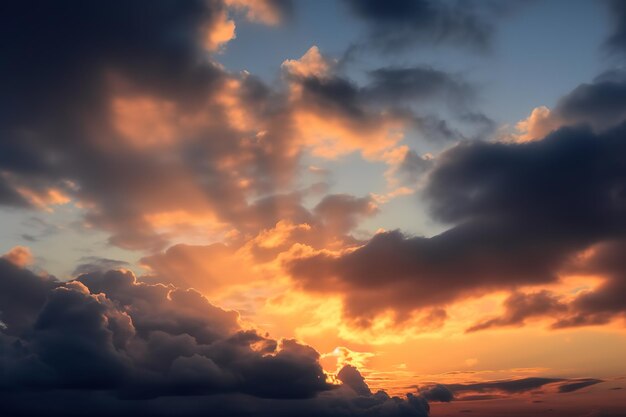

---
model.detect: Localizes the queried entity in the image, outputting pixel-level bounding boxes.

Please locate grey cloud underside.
[0,259,430,416]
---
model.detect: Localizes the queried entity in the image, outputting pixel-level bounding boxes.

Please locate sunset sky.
[2,1,626,416]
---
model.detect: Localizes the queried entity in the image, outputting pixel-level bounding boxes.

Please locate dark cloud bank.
[0,258,432,416]
[289,69,626,329]
[0,258,606,416]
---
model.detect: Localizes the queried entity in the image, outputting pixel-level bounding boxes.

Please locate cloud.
[552,240,626,328]
[0,258,436,416]
[514,106,560,142]
[467,239,626,332]
[0,0,480,253]
[419,384,454,402]
[282,46,331,78]
[0,1,318,251]
[0,258,59,336]
[364,67,475,109]
[136,193,380,310]
[446,377,564,395]
[343,0,526,52]
[557,379,603,393]
[280,46,487,197]
[202,9,237,52]
[288,118,626,324]
[415,377,606,405]
[513,70,626,141]
[604,0,626,54]
[337,365,372,396]
[72,256,132,275]
[2,246,34,268]
[466,291,568,333]
[396,150,435,187]
[225,0,293,25]
[313,194,379,236]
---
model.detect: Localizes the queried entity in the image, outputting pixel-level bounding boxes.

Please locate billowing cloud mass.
[0,258,431,416]
[0,0,484,252]
[288,74,626,326]
[2,2,626,416]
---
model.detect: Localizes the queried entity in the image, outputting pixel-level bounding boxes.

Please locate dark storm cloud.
[343,0,526,51]
[0,260,432,416]
[289,120,626,323]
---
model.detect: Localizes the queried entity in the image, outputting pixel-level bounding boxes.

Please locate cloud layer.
[0,258,432,416]
[288,75,626,327]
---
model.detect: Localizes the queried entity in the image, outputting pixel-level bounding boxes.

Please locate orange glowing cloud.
[2,246,34,268]
[282,46,412,183]
[203,10,236,52]
[12,185,71,211]
[513,105,561,142]
[112,96,180,147]
[282,46,330,79]
[292,109,405,159]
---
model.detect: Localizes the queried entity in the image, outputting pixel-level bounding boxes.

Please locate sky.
[1,1,626,416]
